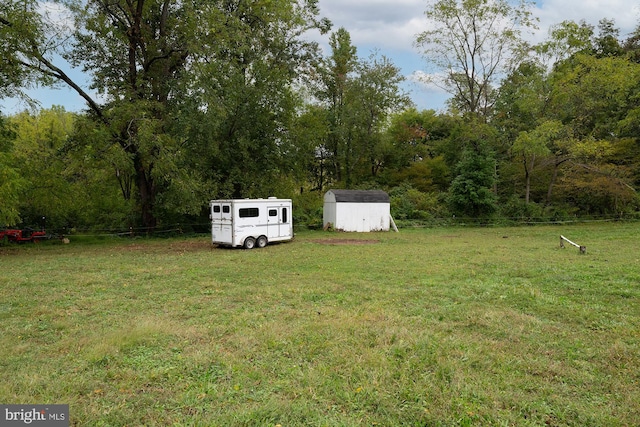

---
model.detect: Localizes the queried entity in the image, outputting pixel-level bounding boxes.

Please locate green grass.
[1,223,639,426]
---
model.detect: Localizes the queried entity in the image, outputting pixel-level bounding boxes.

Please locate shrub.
[292,191,324,229]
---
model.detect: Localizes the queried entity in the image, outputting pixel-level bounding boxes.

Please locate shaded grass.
[1,223,639,426]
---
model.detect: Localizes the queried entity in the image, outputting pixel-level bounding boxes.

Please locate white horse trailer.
[210,198,293,248]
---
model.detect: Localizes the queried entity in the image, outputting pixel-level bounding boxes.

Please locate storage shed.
[323,189,393,232]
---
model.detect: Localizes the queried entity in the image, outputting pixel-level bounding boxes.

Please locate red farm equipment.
[0,227,49,243]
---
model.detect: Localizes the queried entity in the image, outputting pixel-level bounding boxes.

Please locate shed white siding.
[323,190,390,232]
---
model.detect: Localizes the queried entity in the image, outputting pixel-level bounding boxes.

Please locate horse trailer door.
[267,205,289,239]
[211,201,233,244]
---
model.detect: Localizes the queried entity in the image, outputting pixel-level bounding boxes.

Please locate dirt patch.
[312,239,380,245]
[120,239,213,253]
[167,240,213,252]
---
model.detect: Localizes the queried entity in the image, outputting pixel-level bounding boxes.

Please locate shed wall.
[333,202,390,232]
[323,190,391,232]
[323,201,337,228]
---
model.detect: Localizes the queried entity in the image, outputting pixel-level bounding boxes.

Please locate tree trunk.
[133,152,157,232]
[546,156,570,206]
[524,154,532,204]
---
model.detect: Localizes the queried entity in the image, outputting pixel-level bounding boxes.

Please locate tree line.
[1,0,639,232]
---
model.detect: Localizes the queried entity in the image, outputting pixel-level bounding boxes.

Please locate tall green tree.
[7,107,130,229]
[535,20,594,65]
[1,0,198,229]
[511,120,564,204]
[317,27,358,186]
[495,20,640,215]
[2,0,329,229]
[313,29,410,189]
[184,0,330,200]
[382,109,452,192]
[415,0,537,118]
[0,1,50,103]
[545,50,640,216]
[0,113,22,226]
[345,53,412,184]
[290,104,331,192]
[447,120,498,217]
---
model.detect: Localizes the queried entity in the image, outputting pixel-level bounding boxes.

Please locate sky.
[3,0,640,114]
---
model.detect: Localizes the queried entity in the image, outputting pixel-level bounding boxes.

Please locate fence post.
[560,235,586,254]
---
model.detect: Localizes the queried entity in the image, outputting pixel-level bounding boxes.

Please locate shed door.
[267,206,289,239]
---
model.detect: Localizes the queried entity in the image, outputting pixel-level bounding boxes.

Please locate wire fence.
[19,212,640,240]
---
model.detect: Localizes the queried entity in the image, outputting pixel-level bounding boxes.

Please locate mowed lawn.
[1,223,639,426]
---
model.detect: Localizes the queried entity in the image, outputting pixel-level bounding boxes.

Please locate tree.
[594,19,623,58]
[313,29,411,188]
[317,27,358,185]
[290,105,331,192]
[184,0,329,201]
[346,52,412,182]
[623,23,640,63]
[511,120,564,204]
[448,144,497,218]
[383,109,453,192]
[415,0,537,118]
[0,113,22,226]
[9,108,76,227]
[2,0,329,229]
[0,1,48,102]
[7,107,130,230]
[0,0,197,229]
[540,46,640,213]
[447,120,498,217]
[493,20,640,215]
[535,20,594,65]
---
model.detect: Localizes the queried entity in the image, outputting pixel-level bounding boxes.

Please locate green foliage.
[536,20,595,62]
[498,196,544,222]
[389,184,448,221]
[555,165,640,216]
[448,145,498,218]
[3,3,640,228]
[291,191,324,229]
[289,105,331,192]
[0,0,53,101]
[6,108,134,230]
[550,54,640,139]
[390,157,450,193]
[0,114,22,226]
[179,0,329,200]
[314,28,411,189]
[8,108,77,228]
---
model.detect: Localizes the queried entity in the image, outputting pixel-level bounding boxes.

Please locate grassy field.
[1,223,639,426]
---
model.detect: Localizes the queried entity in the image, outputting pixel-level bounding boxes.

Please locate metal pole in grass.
[560,235,587,254]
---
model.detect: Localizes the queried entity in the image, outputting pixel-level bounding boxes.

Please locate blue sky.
[3,0,640,114]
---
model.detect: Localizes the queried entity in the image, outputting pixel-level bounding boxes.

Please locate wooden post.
[560,235,586,254]
[389,215,399,233]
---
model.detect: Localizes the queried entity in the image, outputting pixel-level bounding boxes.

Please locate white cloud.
[535,0,640,37]
[311,0,640,111]
[314,0,426,53]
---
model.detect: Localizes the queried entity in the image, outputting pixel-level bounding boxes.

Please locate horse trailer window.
[223,205,230,213]
[282,208,288,223]
[269,209,277,217]
[213,205,221,213]
[239,207,259,218]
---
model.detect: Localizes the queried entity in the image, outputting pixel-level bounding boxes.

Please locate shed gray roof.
[327,189,390,203]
